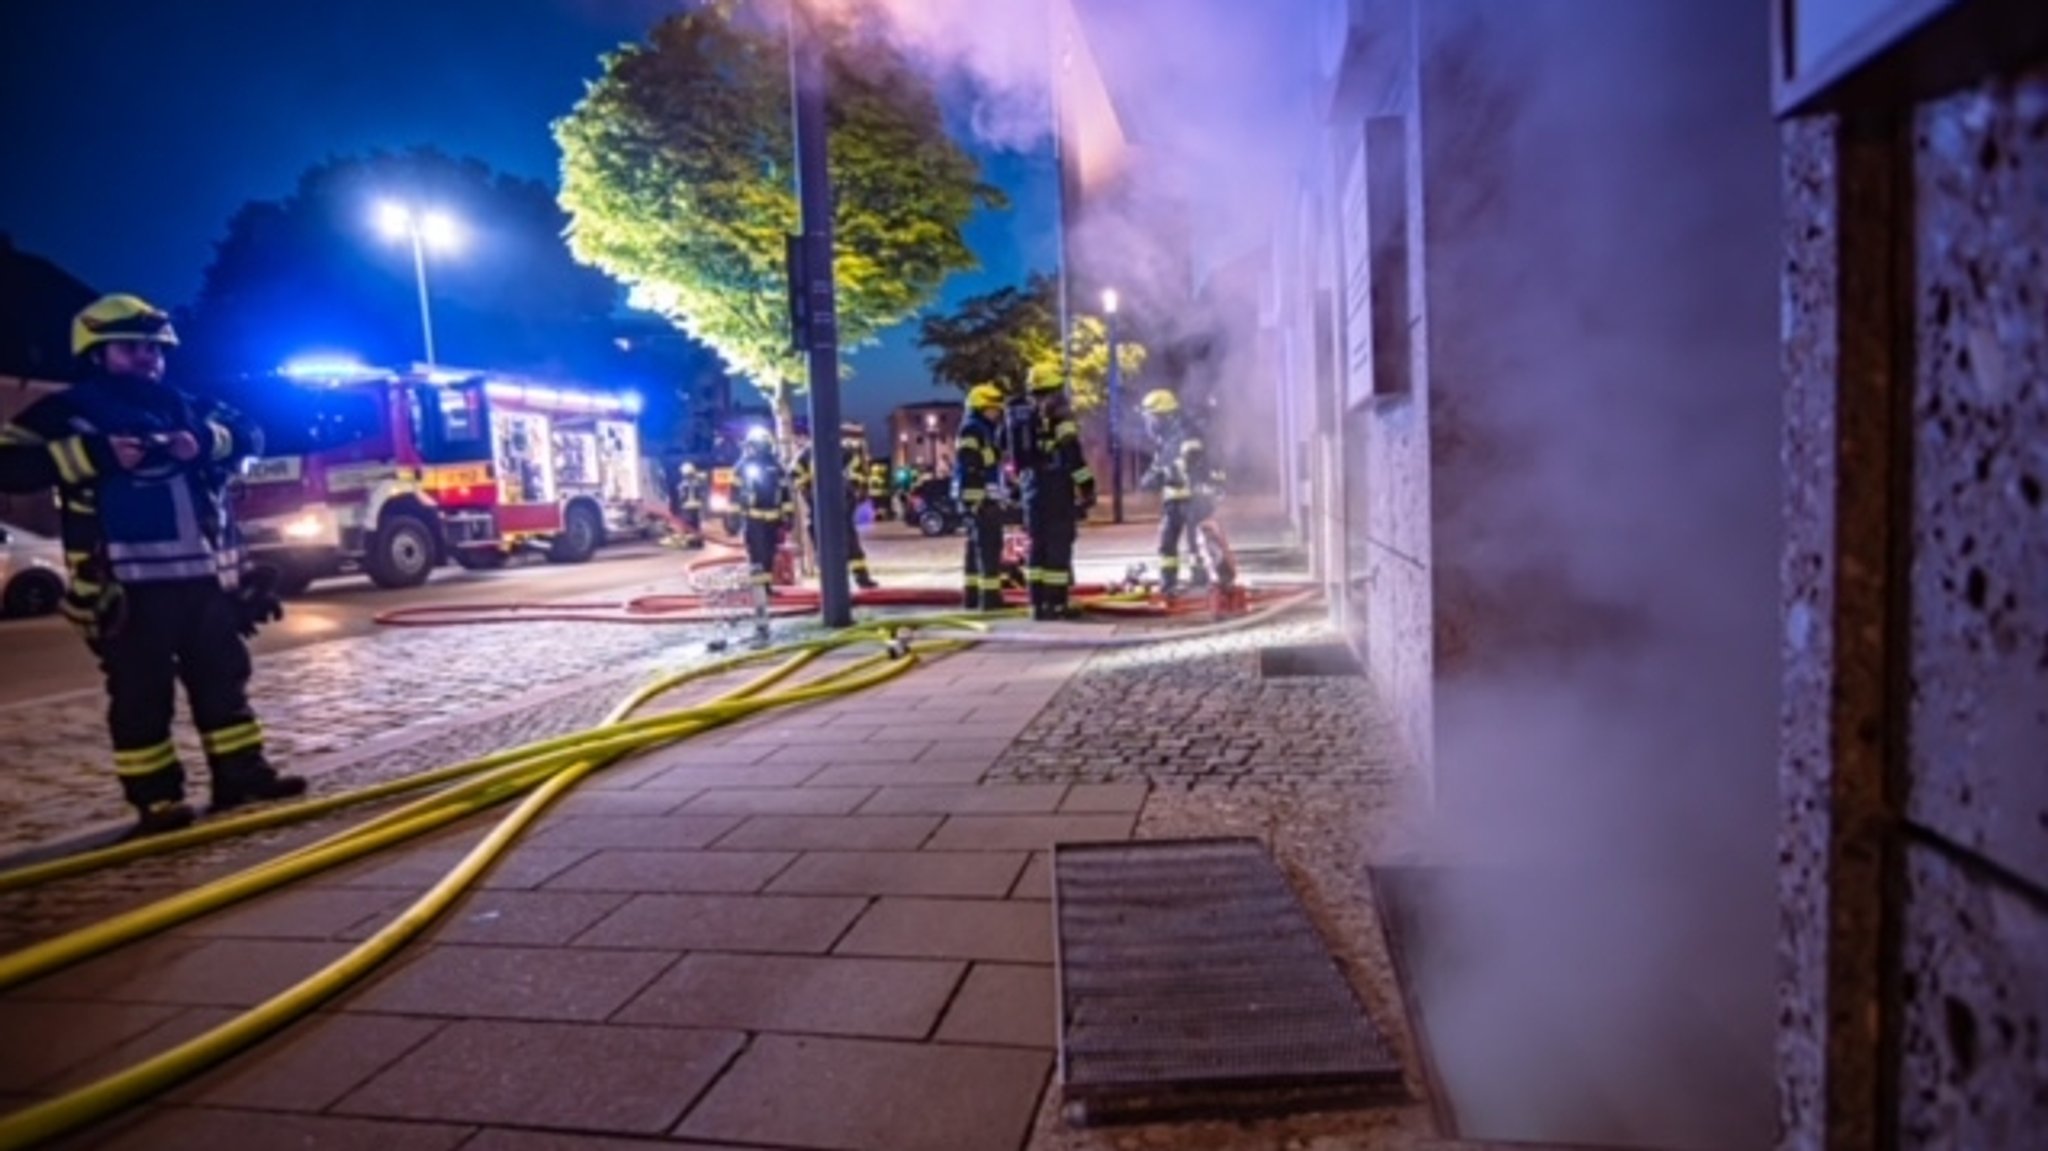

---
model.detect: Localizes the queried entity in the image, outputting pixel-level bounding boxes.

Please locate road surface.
[0,543,693,706]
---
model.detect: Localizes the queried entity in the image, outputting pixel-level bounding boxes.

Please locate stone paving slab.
[675,1034,1050,1151]
[174,887,409,942]
[766,850,1028,898]
[836,897,1055,964]
[1059,782,1149,814]
[633,762,826,790]
[342,945,673,1022]
[460,1129,742,1151]
[572,893,867,954]
[17,937,348,1008]
[803,760,994,787]
[758,740,935,767]
[936,963,1058,1050]
[374,888,633,948]
[1010,853,1054,901]
[538,849,795,895]
[334,1019,745,1134]
[79,1108,474,1151]
[614,953,964,1039]
[711,813,940,852]
[313,837,596,892]
[677,787,875,815]
[524,813,744,851]
[923,813,1138,852]
[0,1001,184,1093]
[170,1011,445,1112]
[857,784,1069,815]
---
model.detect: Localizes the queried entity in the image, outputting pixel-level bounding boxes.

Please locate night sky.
[0,0,1056,425]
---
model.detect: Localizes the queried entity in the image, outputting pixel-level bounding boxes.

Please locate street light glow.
[419,210,461,251]
[1102,288,1119,315]
[375,200,413,240]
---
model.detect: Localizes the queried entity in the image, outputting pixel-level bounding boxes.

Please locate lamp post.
[1102,288,1124,524]
[376,202,461,365]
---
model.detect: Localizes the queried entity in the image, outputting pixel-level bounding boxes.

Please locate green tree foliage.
[918,272,1145,413]
[556,3,999,434]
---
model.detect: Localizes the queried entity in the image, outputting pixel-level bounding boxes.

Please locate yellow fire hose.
[0,617,986,1150]
[0,588,1316,1149]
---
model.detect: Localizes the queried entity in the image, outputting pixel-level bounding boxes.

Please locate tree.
[918,272,1146,413]
[554,3,1000,441]
[180,148,639,393]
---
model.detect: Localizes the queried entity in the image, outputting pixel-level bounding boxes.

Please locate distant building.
[887,401,960,474]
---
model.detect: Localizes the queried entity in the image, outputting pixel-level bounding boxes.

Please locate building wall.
[1778,48,2048,1151]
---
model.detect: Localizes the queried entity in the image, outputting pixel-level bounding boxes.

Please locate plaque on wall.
[1773,0,1971,114]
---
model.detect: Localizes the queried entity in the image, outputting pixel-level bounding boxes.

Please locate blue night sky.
[0,0,1058,427]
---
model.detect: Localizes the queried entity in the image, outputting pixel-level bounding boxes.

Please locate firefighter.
[866,457,892,521]
[674,461,707,548]
[734,426,790,642]
[1019,367,1096,619]
[954,384,1009,611]
[791,425,879,590]
[0,294,302,835]
[1139,388,1220,595]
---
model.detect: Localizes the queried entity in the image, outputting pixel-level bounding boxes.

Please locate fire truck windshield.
[242,387,383,457]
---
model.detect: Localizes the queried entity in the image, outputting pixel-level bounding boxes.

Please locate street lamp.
[1102,287,1125,524]
[376,201,462,365]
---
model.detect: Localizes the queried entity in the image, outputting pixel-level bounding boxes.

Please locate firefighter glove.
[61,580,127,645]
[236,565,286,638]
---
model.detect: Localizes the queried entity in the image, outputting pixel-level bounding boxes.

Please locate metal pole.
[1106,310,1124,524]
[789,0,852,628]
[410,228,437,366]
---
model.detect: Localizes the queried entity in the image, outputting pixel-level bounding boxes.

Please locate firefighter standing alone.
[792,424,879,590]
[734,426,791,642]
[1139,388,1223,595]
[674,461,708,548]
[1017,367,1096,620]
[954,384,1009,611]
[0,294,302,834]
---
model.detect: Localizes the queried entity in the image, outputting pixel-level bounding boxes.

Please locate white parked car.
[0,521,67,618]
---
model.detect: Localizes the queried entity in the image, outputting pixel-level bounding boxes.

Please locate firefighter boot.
[209,759,308,814]
[132,799,198,836]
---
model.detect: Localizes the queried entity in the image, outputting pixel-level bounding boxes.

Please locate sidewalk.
[1,510,1449,1151]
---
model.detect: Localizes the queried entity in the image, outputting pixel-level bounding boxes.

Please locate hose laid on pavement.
[0,590,1318,1148]
[0,622,975,1150]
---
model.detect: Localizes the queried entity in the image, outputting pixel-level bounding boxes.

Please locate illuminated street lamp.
[376,201,462,365]
[1102,287,1125,524]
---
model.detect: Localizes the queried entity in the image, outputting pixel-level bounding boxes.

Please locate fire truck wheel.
[366,513,438,589]
[547,502,603,564]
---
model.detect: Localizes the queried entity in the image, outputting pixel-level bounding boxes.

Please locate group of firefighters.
[679,367,1223,639]
[0,292,1222,840]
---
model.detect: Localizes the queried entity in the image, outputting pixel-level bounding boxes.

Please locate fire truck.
[230,359,653,592]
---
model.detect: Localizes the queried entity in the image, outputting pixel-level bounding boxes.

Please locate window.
[1366,116,1412,398]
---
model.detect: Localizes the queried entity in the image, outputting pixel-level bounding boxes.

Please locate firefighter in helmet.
[954,383,1009,610]
[1018,365,1096,619]
[674,461,708,548]
[0,294,302,835]
[1139,388,1222,595]
[791,424,880,590]
[866,456,892,521]
[735,426,791,642]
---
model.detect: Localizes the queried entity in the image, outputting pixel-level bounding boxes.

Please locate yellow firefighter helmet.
[72,293,179,357]
[1140,389,1179,416]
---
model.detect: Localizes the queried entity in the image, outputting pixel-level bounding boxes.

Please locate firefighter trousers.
[678,506,704,545]
[804,500,873,584]
[963,502,1007,611]
[1157,497,1214,592]
[92,579,268,809]
[1024,498,1077,616]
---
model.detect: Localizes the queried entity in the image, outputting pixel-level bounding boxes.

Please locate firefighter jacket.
[736,453,793,523]
[792,445,868,506]
[952,412,1004,509]
[0,375,259,598]
[1142,417,1220,503]
[677,469,708,511]
[1018,402,1096,510]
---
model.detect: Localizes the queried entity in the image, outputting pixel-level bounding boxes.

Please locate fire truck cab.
[231,360,650,592]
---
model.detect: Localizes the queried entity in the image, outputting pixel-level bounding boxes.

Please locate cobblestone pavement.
[988,615,1406,789]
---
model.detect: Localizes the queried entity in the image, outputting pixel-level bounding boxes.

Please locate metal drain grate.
[1054,838,1403,1125]
[1258,642,1363,678]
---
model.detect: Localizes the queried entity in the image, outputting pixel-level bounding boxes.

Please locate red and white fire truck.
[230,359,655,592]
